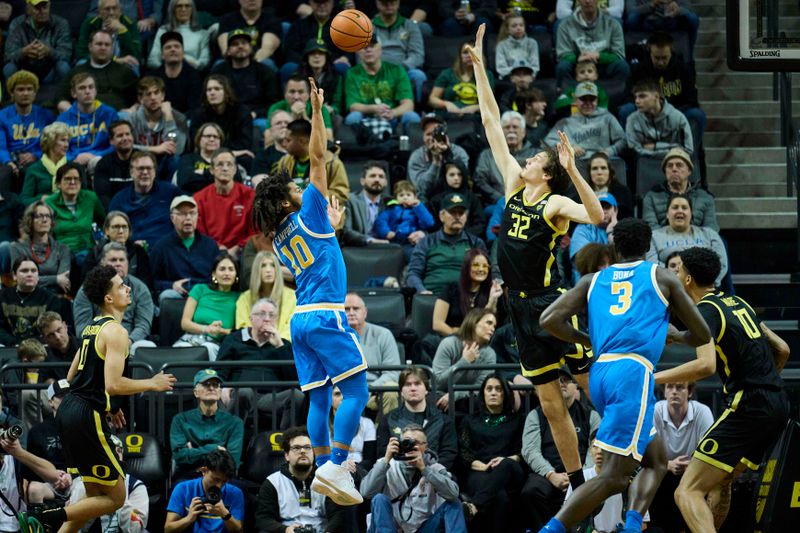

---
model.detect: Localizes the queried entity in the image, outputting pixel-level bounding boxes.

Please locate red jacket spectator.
[194,181,255,251]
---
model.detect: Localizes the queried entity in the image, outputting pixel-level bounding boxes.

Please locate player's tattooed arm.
[539,274,592,347]
[760,322,790,372]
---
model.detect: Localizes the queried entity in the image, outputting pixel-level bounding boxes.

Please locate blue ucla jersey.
[587,261,670,365]
[273,184,347,305]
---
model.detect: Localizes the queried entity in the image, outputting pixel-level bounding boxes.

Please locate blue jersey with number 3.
[587,261,670,365]
[273,184,346,305]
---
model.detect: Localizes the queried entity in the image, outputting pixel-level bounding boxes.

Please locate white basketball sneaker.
[311,461,364,506]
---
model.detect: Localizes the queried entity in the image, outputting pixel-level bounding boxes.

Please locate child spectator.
[427,161,486,238]
[495,13,540,79]
[553,60,609,119]
[515,88,550,146]
[374,180,435,261]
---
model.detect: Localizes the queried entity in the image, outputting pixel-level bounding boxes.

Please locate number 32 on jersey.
[280,236,315,275]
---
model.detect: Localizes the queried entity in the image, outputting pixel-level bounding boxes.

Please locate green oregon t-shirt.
[434,68,495,107]
[344,61,414,110]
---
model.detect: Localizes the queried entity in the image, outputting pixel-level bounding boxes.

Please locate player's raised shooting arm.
[760,322,790,372]
[308,77,328,198]
[467,24,522,198]
[660,269,711,347]
[654,340,716,385]
[539,274,592,347]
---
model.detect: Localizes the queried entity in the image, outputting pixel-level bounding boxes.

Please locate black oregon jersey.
[697,292,783,396]
[497,188,566,291]
[69,316,129,413]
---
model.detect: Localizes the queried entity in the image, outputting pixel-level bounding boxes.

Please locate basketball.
[330,9,373,52]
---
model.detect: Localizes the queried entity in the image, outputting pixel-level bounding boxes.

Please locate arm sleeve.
[431,337,465,392]
[521,410,555,475]
[607,0,625,18]
[421,466,460,501]
[358,459,389,499]
[405,23,425,70]
[608,116,627,156]
[436,418,459,470]
[556,0,573,19]
[225,417,245,466]
[371,331,401,386]
[128,282,154,343]
[404,236,431,292]
[116,481,149,533]
[4,19,24,63]
[254,480,286,533]
[458,418,477,466]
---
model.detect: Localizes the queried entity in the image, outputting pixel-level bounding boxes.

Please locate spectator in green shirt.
[169,368,245,482]
[44,162,105,266]
[265,74,333,142]
[343,36,420,135]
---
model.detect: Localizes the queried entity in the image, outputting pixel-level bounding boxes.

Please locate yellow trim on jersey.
[294,303,346,313]
[699,299,727,344]
[297,215,335,239]
[715,345,732,393]
[506,184,526,206]
[541,197,567,287]
[649,264,669,307]
[596,353,654,373]
[300,378,331,391]
[693,450,734,473]
[524,191,550,208]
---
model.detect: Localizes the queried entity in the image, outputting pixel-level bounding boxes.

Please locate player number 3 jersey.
[587,261,670,365]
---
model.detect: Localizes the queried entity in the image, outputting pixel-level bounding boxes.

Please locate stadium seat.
[0,347,18,371]
[158,298,186,347]
[119,432,168,506]
[410,293,437,340]
[404,121,424,151]
[531,31,556,78]
[132,347,209,384]
[635,155,664,198]
[352,289,406,333]
[240,430,286,484]
[342,158,365,194]
[422,35,468,80]
[342,244,405,287]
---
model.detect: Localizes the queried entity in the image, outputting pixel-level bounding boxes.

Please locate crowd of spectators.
[0,0,738,531]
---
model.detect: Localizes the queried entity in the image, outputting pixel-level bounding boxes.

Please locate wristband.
[222,512,232,521]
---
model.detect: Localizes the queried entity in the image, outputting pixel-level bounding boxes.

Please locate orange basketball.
[330,9,373,53]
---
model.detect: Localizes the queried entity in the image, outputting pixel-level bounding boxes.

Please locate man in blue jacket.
[149,195,219,305]
[108,151,180,246]
[0,70,53,192]
[56,72,118,167]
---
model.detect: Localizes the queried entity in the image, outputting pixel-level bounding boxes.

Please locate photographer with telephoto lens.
[360,423,467,532]
[0,390,61,531]
[165,449,244,532]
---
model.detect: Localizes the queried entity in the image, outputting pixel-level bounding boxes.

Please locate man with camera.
[255,426,356,533]
[407,115,469,200]
[165,449,244,533]
[360,423,466,532]
[0,393,62,530]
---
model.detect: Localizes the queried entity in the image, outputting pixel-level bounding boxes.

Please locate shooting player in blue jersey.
[537,219,711,533]
[251,79,368,507]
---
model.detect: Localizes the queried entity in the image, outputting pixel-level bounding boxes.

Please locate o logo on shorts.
[699,438,719,455]
[92,465,111,479]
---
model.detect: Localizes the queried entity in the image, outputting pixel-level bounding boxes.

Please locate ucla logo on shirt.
[12,123,40,142]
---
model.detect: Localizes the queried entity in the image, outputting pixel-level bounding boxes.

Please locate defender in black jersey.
[39,266,176,533]
[655,247,790,533]
[467,24,604,490]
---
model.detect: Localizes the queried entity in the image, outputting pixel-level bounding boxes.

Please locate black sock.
[568,468,586,490]
[39,506,67,526]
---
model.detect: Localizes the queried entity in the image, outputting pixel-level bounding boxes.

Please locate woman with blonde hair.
[235,250,296,338]
[20,122,70,205]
